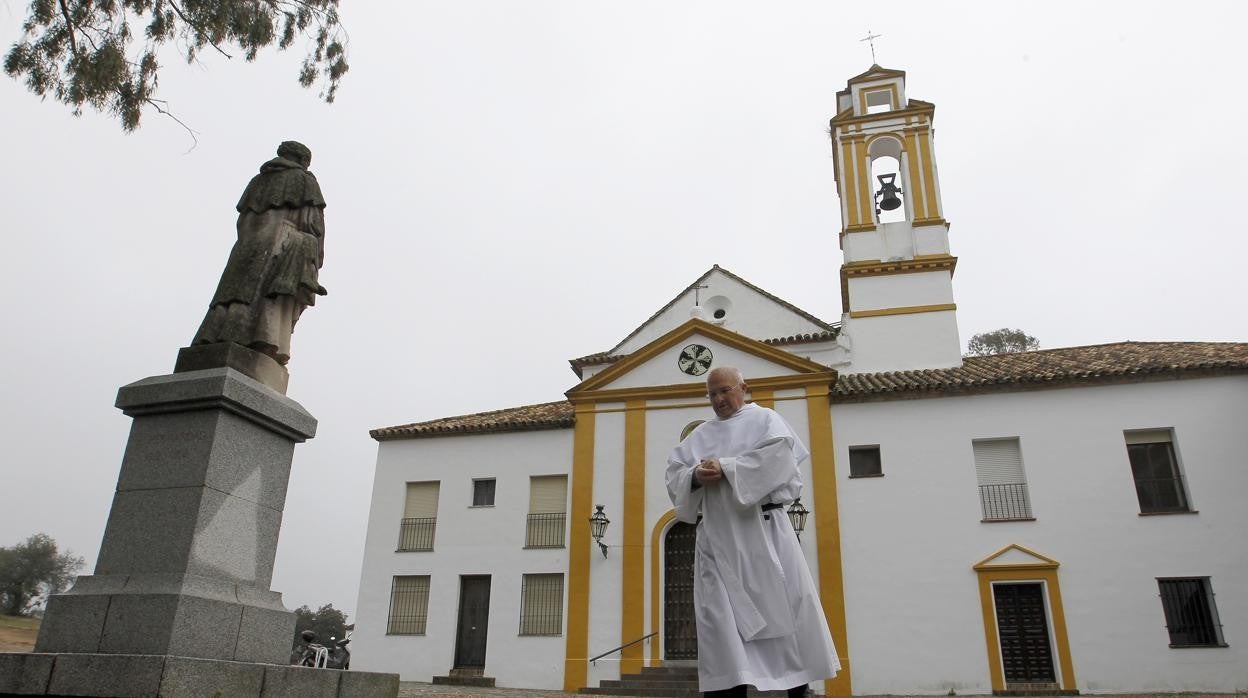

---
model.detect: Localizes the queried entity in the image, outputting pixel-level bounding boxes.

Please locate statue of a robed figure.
[192,140,328,366]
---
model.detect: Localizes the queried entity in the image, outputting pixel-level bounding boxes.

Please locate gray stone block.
[259,664,341,698]
[338,669,402,697]
[175,342,290,395]
[158,656,266,698]
[235,603,296,665]
[116,368,316,441]
[45,653,166,697]
[114,410,219,492]
[187,487,282,587]
[33,593,108,653]
[0,652,54,694]
[96,488,202,576]
[204,410,295,510]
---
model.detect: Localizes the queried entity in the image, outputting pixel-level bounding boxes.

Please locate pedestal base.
[0,653,399,698]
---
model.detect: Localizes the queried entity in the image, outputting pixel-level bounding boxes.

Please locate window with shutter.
[1125,430,1190,514]
[387,575,431,635]
[519,573,564,636]
[526,476,567,548]
[973,438,1033,521]
[1157,577,1225,647]
[399,482,439,551]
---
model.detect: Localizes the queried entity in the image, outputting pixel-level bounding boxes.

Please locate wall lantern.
[589,504,610,558]
[787,498,809,539]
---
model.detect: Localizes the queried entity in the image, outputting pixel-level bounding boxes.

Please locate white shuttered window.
[972,438,1033,521]
[526,476,568,548]
[399,482,439,551]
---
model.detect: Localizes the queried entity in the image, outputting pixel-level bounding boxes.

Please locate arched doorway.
[663,521,697,659]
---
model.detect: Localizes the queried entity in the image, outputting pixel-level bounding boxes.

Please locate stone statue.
[192,141,327,365]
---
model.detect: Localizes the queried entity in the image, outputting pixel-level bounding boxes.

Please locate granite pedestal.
[17,352,399,696]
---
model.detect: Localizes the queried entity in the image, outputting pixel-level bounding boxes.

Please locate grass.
[0,614,40,631]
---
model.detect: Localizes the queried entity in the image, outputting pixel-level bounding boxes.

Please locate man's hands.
[694,458,723,486]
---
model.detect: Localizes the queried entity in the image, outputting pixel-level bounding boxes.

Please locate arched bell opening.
[868,135,908,224]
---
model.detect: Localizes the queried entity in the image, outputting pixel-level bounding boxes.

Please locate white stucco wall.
[353,428,574,689]
[832,376,1248,694]
[847,270,955,313]
[841,310,962,374]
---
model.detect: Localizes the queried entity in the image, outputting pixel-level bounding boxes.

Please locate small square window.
[1157,577,1226,647]
[472,478,496,507]
[849,446,883,478]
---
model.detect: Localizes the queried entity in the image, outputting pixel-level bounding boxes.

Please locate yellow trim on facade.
[904,130,927,219]
[857,84,901,115]
[919,127,940,219]
[912,218,949,228]
[751,388,775,409]
[649,509,678,668]
[563,403,596,693]
[841,139,860,228]
[568,318,834,397]
[973,549,1077,692]
[841,255,957,277]
[848,303,956,319]
[805,384,851,696]
[621,400,647,676]
[571,372,838,406]
[853,137,873,228]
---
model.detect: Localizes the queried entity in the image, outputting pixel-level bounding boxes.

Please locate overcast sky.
[2,2,1245,620]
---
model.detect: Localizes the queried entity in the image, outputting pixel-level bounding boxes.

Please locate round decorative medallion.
[677,343,713,376]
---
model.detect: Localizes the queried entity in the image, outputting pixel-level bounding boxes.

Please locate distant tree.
[966,328,1040,357]
[292,602,348,646]
[4,0,349,132]
[0,533,84,616]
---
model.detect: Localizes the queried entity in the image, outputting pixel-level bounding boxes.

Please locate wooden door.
[994,582,1056,685]
[454,575,491,668]
[664,522,698,659]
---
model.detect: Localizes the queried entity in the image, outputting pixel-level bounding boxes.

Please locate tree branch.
[167,0,234,59]
[57,0,80,57]
[144,97,201,152]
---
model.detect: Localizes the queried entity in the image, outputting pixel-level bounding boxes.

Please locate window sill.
[395,548,434,553]
[385,632,427,636]
[1139,510,1198,517]
[468,504,495,509]
[523,545,567,550]
[848,473,884,479]
[518,633,563,638]
[1168,642,1228,648]
[980,517,1036,524]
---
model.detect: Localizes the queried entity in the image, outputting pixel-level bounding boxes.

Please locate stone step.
[432,674,497,687]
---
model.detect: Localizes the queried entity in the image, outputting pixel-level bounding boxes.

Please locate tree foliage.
[966,328,1040,357]
[4,0,349,131]
[292,602,347,646]
[0,533,84,616]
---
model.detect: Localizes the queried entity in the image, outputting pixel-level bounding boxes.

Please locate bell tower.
[830,65,962,373]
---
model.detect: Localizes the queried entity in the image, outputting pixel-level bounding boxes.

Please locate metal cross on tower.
[860,30,883,64]
[692,283,709,305]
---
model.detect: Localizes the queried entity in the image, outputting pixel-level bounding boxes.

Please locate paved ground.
[399,683,590,697]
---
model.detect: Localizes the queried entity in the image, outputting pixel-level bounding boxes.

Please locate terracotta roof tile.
[370,400,574,441]
[375,342,1248,440]
[834,341,1248,402]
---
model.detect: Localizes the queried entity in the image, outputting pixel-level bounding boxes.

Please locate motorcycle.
[292,629,351,670]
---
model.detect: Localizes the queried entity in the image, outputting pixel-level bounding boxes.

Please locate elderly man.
[666,366,840,698]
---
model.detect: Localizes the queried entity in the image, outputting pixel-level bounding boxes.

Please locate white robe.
[666,403,840,693]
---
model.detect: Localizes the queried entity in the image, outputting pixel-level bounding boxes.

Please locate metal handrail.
[589,631,657,665]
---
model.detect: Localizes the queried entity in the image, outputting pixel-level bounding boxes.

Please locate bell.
[875,173,903,212]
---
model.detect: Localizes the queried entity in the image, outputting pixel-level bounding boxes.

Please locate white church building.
[352,66,1248,695]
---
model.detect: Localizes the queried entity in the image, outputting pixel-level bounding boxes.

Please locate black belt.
[761,503,783,512]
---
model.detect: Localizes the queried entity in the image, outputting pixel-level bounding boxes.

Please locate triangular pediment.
[973,544,1060,570]
[600,265,836,361]
[846,64,906,85]
[568,318,834,400]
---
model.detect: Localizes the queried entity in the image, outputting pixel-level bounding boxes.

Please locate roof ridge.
[600,264,836,357]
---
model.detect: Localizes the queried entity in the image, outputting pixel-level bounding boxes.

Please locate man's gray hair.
[707,366,745,386]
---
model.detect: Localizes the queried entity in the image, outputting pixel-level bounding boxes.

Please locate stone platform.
[0,652,399,697]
